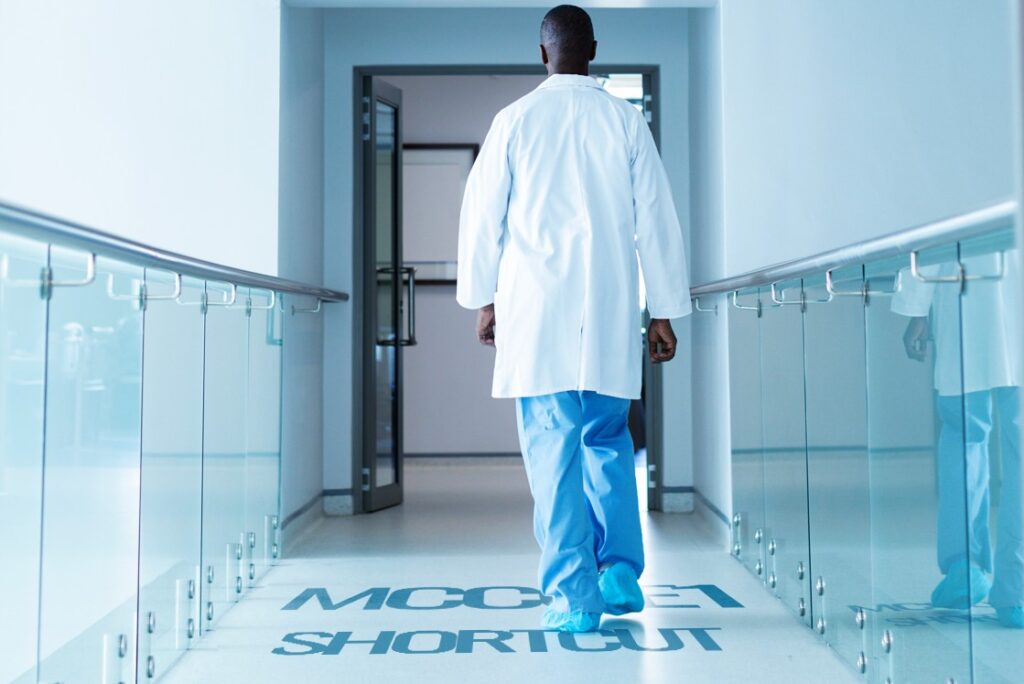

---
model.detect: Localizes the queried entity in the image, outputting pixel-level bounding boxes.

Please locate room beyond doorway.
[351,65,665,515]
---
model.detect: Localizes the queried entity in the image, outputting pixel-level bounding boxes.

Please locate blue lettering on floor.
[273,584,739,655]
[281,584,744,611]
[271,627,724,656]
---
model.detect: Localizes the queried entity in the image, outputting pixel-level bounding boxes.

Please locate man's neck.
[548,64,589,76]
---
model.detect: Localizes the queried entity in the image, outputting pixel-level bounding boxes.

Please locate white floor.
[163,460,861,684]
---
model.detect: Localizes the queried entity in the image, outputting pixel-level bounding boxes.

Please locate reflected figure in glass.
[894,248,1022,630]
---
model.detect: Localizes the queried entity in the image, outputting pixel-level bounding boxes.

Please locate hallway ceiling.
[287,1,715,7]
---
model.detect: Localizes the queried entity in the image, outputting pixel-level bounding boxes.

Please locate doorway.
[353,66,664,513]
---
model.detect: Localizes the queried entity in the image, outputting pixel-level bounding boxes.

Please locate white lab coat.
[457,73,691,400]
[891,250,1021,395]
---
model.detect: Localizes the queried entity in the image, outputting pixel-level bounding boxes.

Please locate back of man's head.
[540,4,595,64]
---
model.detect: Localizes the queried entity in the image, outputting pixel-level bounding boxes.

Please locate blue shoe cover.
[996,606,1024,629]
[541,607,601,633]
[930,559,991,609]
[598,563,645,616]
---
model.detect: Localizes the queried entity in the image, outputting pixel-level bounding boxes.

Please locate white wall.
[687,6,730,536]
[0,0,282,275]
[322,7,694,503]
[0,0,332,541]
[278,6,330,537]
[719,0,1016,275]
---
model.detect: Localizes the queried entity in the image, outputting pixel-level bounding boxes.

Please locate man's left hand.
[477,304,496,346]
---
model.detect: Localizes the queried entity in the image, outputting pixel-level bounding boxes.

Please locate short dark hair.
[540,5,594,57]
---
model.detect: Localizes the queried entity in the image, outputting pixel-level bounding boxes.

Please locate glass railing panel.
[200,282,250,632]
[0,234,48,684]
[728,286,766,580]
[802,267,874,668]
[759,278,812,625]
[136,272,205,680]
[37,250,144,683]
[245,289,283,585]
[865,245,972,684]
[958,227,1023,683]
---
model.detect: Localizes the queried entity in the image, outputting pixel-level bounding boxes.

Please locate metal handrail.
[0,200,349,303]
[690,200,1017,297]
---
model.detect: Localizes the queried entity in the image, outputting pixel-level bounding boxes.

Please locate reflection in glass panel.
[960,228,1023,683]
[375,100,398,489]
[0,235,47,684]
[759,279,811,625]
[37,251,143,683]
[376,101,396,272]
[246,289,283,582]
[375,101,397,353]
[375,345,396,487]
[728,287,765,580]
[803,268,873,667]
[201,282,249,632]
[865,246,972,683]
[138,272,205,678]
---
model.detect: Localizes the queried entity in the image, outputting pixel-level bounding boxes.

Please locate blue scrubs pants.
[515,391,644,614]
[936,386,1023,608]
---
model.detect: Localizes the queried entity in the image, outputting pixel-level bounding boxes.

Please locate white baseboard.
[662,491,695,512]
[323,493,354,516]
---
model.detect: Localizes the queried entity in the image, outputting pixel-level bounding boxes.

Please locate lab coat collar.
[537,73,602,90]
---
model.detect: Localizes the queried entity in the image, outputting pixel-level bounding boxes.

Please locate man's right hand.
[902,316,929,362]
[477,304,496,346]
[648,318,676,363]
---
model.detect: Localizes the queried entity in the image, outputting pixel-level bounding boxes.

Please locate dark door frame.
[351,64,664,514]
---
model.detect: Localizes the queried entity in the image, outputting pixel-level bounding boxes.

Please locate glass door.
[362,77,413,512]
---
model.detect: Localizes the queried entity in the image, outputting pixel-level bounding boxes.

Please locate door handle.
[375,266,417,347]
[401,266,417,347]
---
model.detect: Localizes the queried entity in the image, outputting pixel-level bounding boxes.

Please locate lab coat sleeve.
[456,109,513,310]
[891,267,934,317]
[630,110,692,320]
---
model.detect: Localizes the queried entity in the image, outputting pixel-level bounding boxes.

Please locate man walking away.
[456,4,691,633]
